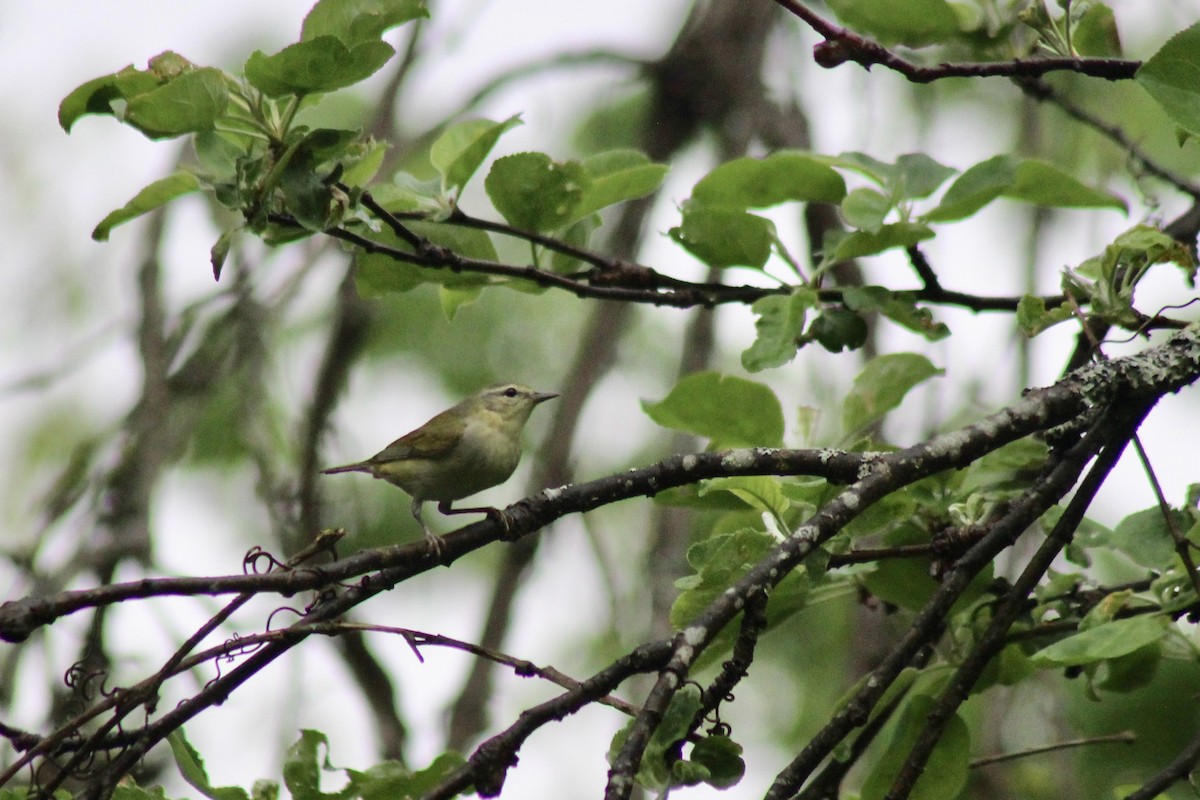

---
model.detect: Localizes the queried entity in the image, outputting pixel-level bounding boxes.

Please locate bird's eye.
[504,387,518,398]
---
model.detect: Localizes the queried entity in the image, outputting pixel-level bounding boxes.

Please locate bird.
[321,382,558,548]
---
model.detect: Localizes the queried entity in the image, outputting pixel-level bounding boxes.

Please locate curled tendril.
[63,661,111,702]
[265,604,305,632]
[244,545,287,575]
[707,720,732,737]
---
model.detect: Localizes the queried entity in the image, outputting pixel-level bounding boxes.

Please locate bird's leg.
[438,501,513,537]
[411,498,444,559]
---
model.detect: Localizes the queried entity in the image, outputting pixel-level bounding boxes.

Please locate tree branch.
[772,0,1140,82]
[0,449,875,642]
[884,401,1150,799]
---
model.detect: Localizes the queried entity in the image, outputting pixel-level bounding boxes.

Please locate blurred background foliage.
[3,1,1200,798]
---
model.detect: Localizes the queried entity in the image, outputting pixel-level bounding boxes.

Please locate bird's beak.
[534,391,560,404]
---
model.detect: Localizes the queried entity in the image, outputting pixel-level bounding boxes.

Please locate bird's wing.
[370,407,463,463]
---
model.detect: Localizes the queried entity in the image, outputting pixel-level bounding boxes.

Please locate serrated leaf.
[301,0,428,45]
[1031,616,1169,667]
[430,115,523,193]
[570,149,667,221]
[826,221,933,263]
[1074,4,1122,58]
[1006,160,1126,212]
[371,171,444,213]
[484,152,588,232]
[925,154,1016,222]
[741,289,818,371]
[245,36,395,97]
[124,68,229,139]
[1101,506,1183,569]
[893,153,957,200]
[842,353,943,435]
[642,371,784,448]
[92,172,202,241]
[340,138,388,186]
[59,66,161,132]
[691,151,846,208]
[670,206,775,269]
[843,286,949,341]
[282,730,331,800]
[699,476,790,519]
[825,0,961,46]
[1016,295,1074,337]
[841,187,892,230]
[927,155,1126,221]
[1136,21,1200,134]
[688,736,745,789]
[809,307,870,353]
[168,730,251,800]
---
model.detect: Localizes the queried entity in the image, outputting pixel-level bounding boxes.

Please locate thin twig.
[772,0,1140,83]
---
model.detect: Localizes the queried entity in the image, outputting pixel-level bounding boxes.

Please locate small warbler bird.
[321,383,558,545]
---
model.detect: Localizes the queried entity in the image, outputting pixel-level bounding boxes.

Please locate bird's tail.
[321,463,368,475]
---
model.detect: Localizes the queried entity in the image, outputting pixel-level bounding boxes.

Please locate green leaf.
[741,289,819,371]
[167,730,251,800]
[1006,160,1127,212]
[699,476,790,519]
[670,206,775,269]
[371,171,444,213]
[301,0,428,45]
[484,152,588,232]
[843,286,950,341]
[1074,4,1122,58]
[282,730,333,800]
[689,736,745,789]
[609,685,705,791]
[691,151,846,208]
[1102,506,1183,569]
[643,371,785,448]
[1016,295,1073,337]
[842,353,943,435]
[825,0,962,46]
[124,68,230,139]
[571,149,667,221]
[1096,642,1161,693]
[826,152,955,201]
[211,229,237,281]
[92,172,202,241]
[927,155,1126,221]
[825,0,955,46]
[340,138,389,187]
[245,36,395,97]
[59,65,161,132]
[439,285,483,319]
[861,533,939,611]
[925,155,1015,222]
[1136,21,1200,134]
[841,187,892,230]
[808,307,869,352]
[892,153,958,200]
[430,115,523,193]
[826,221,933,264]
[343,754,466,798]
[860,695,970,800]
[1031,616,1170,667]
